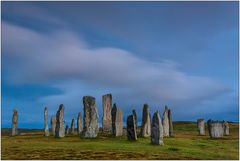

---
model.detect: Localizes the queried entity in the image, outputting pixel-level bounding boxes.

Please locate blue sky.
[2,1,238,128]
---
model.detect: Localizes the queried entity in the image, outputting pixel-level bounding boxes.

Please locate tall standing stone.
[44,107,50,136]
[168,108,173,137]
[102,94,112,132]
[65,125,69,135]
[127,115,137,140]
[140,104,151,137]
[197,119,205,135]
[207,120,224,138]
[162,106,169,137]
[151,111,164,145]
[11,109,18,136]
[111,103,123,136]
[132,109,138,130]
[55,104,65,138]
[70,118,75,134]
[51,115,56,136]
[82,96,99,138]
[77,112,83,135]
[223,121,229,136]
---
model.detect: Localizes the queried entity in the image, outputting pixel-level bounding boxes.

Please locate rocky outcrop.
[151,111,164,145]
[223,121,229,136]
[82,96,99,138]
[132,109,138,130]
[55,104,65,138]
[140,104,151,137]
[127,115,137,140]
[77,112,83,135]
[44,107,50,137]
[102,94,112,132]
[51,115,56,136]
[197,119,205,135]
[207,120,224,138]
[11,109,18,136]
[111,103,123,136]
[70,118,75,134]
[162,106,170,137]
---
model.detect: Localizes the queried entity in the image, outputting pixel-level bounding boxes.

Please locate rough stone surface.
[11,109,18,136]
[111,103,123,136]
[197,119,205,135]
[168,109,173,137]
[44,107,50,136]
[223,121,229,136]
[151,111,164,145]
[70,118,75,134]
[50,115,56,136]
[127,115,137,140]
[77,112,83,135]
[162,106,169,137]
[132,109,138,130]
[55,104,65,138]
[82,96,99,138]
[207,120,224,138]
[140,104,151,137]
[102,94,112,132]
[65,125,69,135]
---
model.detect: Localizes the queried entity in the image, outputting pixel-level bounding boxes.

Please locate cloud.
[2,21,227,101]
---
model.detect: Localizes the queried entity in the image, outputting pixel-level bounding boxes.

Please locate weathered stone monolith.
[168,108,173,137]
[197,119,205,135]
[102,94,112,133]
[77,112,83,135]
[51,115,56,135]
[65,125,69,135]
[44,107,50,136]
[127,115,137,140]
[162,106,169,137]
[132,109,138,130]
[82,96,99,138]
[70,118,75,134]
[11,109,18,136]
[151,111,164,145]
[207,120,224,138]
[223,121,229,136]
[140,104,151,137]
[111,103,123,136]
[55,104,65,138]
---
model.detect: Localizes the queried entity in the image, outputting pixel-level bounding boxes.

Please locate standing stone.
[223,121,229,136]
[44,107,50,136]
[77,112,83,135]
[11,109,18,136]
[65,125,69,135]
[132,109,138,130]
[127,115,137,140]
[51,116,56,136]
[111,103,123,136]
[102,94,112,132]
[55,104,65,138]
[197,119,205,135]
[162,106,169,137]
[168,108,173,137]
[140,104,151,137]
[70,118,75,134]
[82,96,99,138]
[207,120,224,138]
[151,111,164,145]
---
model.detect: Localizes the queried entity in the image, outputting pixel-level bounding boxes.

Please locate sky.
[1,1,239,128]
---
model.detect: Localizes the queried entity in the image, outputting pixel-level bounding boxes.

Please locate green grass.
[1,122,239,160]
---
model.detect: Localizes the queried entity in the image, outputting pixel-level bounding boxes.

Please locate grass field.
[1,122,239,160]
